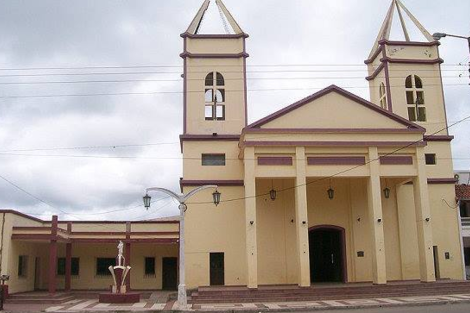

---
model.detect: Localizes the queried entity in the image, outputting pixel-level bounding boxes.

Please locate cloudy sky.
[0,0,468,221]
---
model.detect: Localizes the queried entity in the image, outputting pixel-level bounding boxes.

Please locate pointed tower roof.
[368,0,435,58]
[183,0,245,36]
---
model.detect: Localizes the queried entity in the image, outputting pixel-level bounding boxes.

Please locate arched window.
[405,75,426,122]
[379,83,387,109]
[205,72,225,121]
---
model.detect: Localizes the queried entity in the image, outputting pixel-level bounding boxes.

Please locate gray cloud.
[0,0,468,220]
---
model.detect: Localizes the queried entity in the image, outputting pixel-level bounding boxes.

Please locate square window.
[144,257,156,275]
[18,255,28,277]
[96,258,116,276]
[407,107,416,121]
[202,154,226,166]
[205,89,213,102]
[417,107,426,122]
[425,154,436,165]
[205,105,214,120]
[406,91,415,104]
[57,258,80,276]
[216,105,225,120]
[416,91,425,104]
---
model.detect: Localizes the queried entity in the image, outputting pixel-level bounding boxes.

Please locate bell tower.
[181,0,248,136]
[365,0,448,136]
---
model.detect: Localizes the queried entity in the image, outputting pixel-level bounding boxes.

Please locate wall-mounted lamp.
[357,217,361,222]
[250,221,254,225]
[425,218,430,222]
[212,189,221,206]
[327,179,335,200]
[302,221,307,225]
[269,180,277,201]
[291,219,294,223]
[383,187,391,199]
[377,218,382,223]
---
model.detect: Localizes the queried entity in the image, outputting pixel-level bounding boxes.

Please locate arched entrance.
[309,225,347,283]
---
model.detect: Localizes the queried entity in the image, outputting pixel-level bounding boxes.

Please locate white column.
[295,147,311,287]
[244,147,258,288]
[367,147,387,284]
[413,147,436,282]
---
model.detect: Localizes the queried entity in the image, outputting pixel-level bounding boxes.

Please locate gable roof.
[245,85,425,132]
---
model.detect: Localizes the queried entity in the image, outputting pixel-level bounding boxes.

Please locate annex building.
[0,0,466,295]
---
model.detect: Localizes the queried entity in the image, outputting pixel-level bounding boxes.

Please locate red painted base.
[98,293,140,304]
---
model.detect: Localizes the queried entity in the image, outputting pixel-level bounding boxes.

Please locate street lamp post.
[143,185,220,309]
[432,32,470,82]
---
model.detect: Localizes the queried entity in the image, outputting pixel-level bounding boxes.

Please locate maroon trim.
[58,220,178,224]
[11,234,56,241]
[180,52,249,59]
[309,225,348,283]
[308,156,365,166]
[380,57,444,64]
[183,38,187,134]
[243,141,426,148]
[0,210,43,222]
[65,243,72,291]
[378,39,440,47]
[69,231,178,236]
[382,48,393,112]
[180,179,244,187]
[180,134,240,141]
[245,85,424,131]
[180,32,249,39]
[243,37,248,127]
[365,46,384,64]
[427,178,458,185]
[125,241,131,289]
[49,216,58,295]
[379,156,413,165]
[243,128,423,134]
[366,63,385,81]
[258,157,293,166]
[424,135,454,142]
[12,227,52,231]
[71,238,178,244]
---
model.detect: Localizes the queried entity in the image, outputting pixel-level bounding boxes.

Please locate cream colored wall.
[424,141,454,178]
[256,179,298,285]
[182,141,243,180]
[429,184,464,279]
[184,186,247,288]
[185,57,246,135]
[259,92,408,130]
[186,38,244,55]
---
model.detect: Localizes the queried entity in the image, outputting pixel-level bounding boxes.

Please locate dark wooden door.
[34,257,40,290]
[309,229,343,283]
[162,257,177,290]
[210,253,224,286]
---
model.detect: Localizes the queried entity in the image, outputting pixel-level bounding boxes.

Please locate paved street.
[298,302,470,313]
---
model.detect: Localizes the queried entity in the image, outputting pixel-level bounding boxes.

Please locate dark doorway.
[162,257,178,290]
[309,226,346,283]
[433,246,441,279]
[34,257,40,290]
[210,253,225,286]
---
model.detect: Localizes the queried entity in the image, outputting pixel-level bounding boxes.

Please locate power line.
[187,113,470,205]
[0,63,466,71]
[0,75,466,85]
[0,83,467,99]
[0,142,179,153]
[0,68,466,78]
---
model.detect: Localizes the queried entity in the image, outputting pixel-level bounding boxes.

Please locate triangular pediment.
[246,85,424,132]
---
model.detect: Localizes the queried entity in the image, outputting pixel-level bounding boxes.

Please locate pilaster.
[244,147,258,288]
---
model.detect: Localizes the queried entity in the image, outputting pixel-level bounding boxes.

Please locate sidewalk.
[4,293,470,312]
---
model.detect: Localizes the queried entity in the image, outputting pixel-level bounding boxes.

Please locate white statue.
[108,240,131,294]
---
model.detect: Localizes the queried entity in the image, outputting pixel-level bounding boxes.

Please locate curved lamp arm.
[181,185,218,203]
[146,185,218,204]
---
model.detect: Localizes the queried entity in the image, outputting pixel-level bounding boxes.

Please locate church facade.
[181,0,465,289]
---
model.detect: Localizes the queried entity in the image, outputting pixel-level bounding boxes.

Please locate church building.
[180,0,464,289]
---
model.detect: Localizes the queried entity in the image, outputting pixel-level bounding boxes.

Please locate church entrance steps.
[189,281,470,304]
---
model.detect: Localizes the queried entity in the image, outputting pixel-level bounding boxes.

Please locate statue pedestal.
[99,292,140,304]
